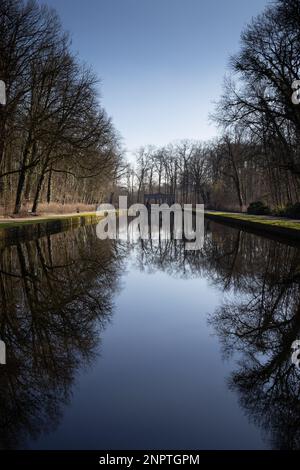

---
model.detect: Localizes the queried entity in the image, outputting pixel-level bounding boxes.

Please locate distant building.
[144,193,175,206]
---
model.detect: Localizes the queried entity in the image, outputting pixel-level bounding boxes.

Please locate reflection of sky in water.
[31,240,265,450]
[2,221,300,450]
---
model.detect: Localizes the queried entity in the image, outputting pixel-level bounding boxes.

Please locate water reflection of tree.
[135,221,300,449]
[133,221,253,283]
[0,225,125,449]
[134,223,213,279]
[209,231,300,450]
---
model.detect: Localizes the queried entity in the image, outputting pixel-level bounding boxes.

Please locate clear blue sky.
[38,0,270,157]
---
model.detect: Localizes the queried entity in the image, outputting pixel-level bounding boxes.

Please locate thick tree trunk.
[14,134,33,214]
[234,176,245,212]
[31,172,45,213]
[14,165,27,214]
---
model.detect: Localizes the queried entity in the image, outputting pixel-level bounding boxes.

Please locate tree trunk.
[0,111,7,194]
[14,134,33,214]
[47,167,52,203]
[14,165,27,214]
[0,109,6,172]
[31,171,45,213]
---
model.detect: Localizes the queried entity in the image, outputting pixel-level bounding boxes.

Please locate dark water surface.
[1,220,300,450]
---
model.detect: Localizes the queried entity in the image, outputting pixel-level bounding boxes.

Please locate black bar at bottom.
[0,450,299,468]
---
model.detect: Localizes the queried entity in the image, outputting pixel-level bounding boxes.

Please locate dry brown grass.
[38,203,97,214]
[0,202,97,218]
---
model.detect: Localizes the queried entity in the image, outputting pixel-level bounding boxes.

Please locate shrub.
[284,203,300,219]
[247,201,271,215]
[273,205,287,217]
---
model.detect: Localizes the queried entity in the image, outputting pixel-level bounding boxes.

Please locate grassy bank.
[205,211,300,241]
[0,211,100,229]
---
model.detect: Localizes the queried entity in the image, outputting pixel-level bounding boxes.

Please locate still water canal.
[0,220,299,449]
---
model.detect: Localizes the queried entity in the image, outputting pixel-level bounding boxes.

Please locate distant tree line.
[129,0,300,215]
[130,139,261,212]
[0,0,124,215]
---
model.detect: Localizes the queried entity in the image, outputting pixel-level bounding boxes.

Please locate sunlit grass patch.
[205,211,300,231]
